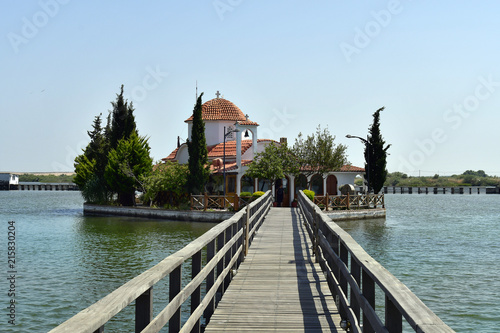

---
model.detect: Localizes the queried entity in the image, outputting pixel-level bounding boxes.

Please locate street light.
[346,134,371,193]
[223,124,240,197]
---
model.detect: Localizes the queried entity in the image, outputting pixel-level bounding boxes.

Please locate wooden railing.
[298,190,454,333]
[50,190,273,333]
[191,193,254,211]
[314,193,385,210]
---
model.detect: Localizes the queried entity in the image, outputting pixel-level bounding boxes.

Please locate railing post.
[362,270,375,333]
[204,239,216,323]
[245,204,250,256]
[313,211,319,263]
[223,226,232,291]
[385,295,402,333]
[234,193,239,211]
[191,250,202,333]
[135,287,153,332]
[338,242,348,319]
[204,192,208,211]
[347,192,350,210]
[326,193,329,211]
[351,260,361,323]
[169,266,182,333]
[93,327,104,333]
[216,231,225,300]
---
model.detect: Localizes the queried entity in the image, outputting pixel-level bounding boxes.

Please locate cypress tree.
[187,93,209,194]
[108,85,136,149]
[365,107,391,193]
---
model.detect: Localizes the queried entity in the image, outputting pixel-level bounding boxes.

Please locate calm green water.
[336,194,500,332]
[1,192,498,332]
[0,191,216,332]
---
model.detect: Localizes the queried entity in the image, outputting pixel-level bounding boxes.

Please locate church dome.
[185,97,258,125]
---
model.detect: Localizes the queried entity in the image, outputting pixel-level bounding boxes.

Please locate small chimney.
[280,137,287,145]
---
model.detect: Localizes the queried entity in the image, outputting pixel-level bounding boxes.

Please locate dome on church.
[185,97,258,125]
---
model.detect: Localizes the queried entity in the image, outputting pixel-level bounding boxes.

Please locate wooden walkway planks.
[205,207,342,332]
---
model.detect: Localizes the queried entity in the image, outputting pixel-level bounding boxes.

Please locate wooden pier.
[50,190,455,333]
[205,207,341,332]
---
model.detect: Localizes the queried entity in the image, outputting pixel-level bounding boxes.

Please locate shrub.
[252,191,265,198]
[240,191,252,197]
[303,189,315,201]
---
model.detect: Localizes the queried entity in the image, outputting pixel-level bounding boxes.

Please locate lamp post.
[346,134,371,193]
[223,124,240,197]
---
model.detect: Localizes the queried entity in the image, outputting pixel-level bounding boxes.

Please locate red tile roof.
[208,140,253,158]
[339,165,365,172]
[185,98,259,125]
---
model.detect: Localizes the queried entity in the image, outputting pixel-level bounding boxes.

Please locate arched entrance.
[326,175,338,195]
[276,176,291,207]
[311,174,324,195]
[294,174,308,195]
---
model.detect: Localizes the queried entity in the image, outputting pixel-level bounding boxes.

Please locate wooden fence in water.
[298,190,454,332]
[50,191,272,333]
[314,193,385,210]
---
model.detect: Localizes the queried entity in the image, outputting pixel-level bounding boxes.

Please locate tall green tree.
[187,93,210,194]
[292,125,348,189]
[246,141,298,190]
[105,132,153,206]
[108,84,136,150]
[365,107,391,193]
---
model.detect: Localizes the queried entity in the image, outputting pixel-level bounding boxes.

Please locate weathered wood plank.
[205,207,342,332]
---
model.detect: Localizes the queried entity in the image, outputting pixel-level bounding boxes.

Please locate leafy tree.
[292,125,348,189]
[141,161,188,206]
[187,93,210,194]
[105,132,153,206]
[246,141,298,190]
[365,107,391,193]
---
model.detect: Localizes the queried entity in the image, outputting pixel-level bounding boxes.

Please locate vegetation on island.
[292,125,348,189]
[246,125,349,191]
[187,93,210,195]
[74,85,153,206]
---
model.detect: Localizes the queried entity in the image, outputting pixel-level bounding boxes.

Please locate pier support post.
[135,287,153,332]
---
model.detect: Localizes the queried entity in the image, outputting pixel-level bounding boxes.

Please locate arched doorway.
[240,175,254,193]
[276,176,291,207]
[326,175,338,195]
[311,174,324,195]
[294,174,308,195]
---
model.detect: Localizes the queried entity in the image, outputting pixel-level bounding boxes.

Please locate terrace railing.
[314,193,385,210]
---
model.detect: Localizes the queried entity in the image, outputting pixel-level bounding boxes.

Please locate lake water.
[336,194,500,332]
[0,192,498,332]
[0,191,216,332]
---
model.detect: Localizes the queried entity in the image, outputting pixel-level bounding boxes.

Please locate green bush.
[240,191,252,197]
[303,189,315,201]
[252,191,265,198]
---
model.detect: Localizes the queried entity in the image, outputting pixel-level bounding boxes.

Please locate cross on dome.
[215,91,221,98]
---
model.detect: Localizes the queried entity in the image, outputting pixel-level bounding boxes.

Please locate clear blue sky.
[2,1,500,176]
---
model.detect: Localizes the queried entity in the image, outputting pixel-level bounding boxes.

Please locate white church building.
[163,92,364,206]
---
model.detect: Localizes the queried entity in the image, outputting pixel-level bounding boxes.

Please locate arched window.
[241,175,254,193]
[258,178,271,192]
[311,174,324,195]
[294,174,308,194]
